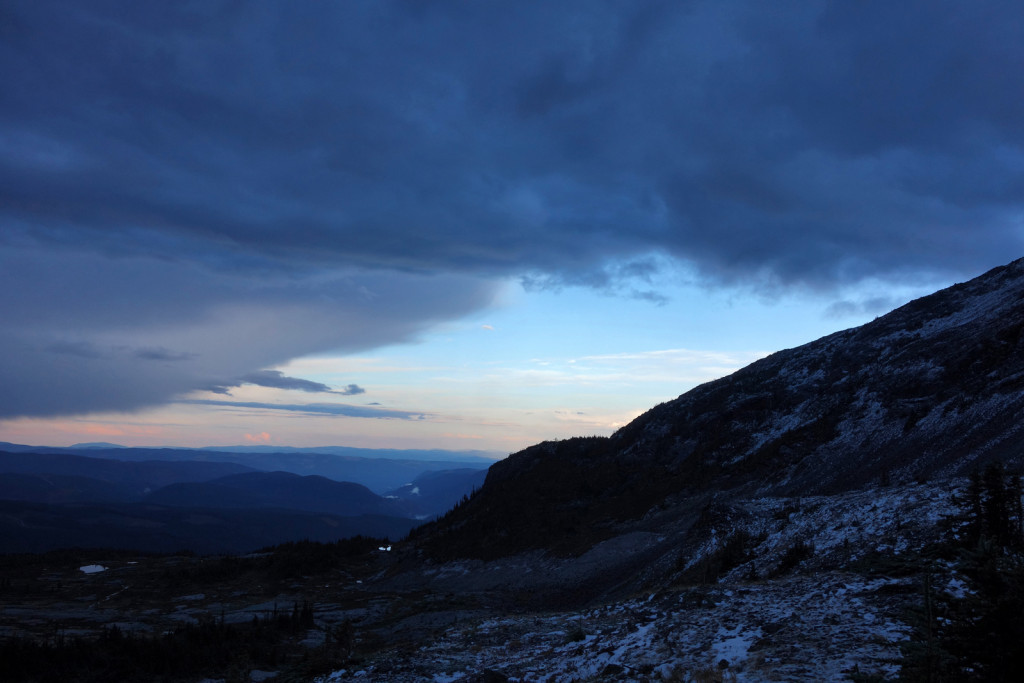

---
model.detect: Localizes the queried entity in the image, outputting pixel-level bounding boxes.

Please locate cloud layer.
[0,245,493,417]
[2,1,1023,418]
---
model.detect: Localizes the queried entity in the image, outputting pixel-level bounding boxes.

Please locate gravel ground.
[317,571,917,682]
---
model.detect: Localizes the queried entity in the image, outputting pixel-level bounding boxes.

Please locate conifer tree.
[902,463,1024,681]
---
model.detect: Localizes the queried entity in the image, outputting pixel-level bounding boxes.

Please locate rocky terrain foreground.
[315,482,960,682]
[1,480,963,682]
[322,572,910,682]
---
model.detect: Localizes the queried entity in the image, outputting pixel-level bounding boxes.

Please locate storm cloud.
[2,0,1023,418]
[0,246,493,417]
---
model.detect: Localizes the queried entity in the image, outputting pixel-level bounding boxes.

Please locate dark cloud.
[236,371,335,394]
[46,342,195,363]
[223,370,366,396]
[4,1,1022,286]
[180,399,424,421]
[134,348,197,362]
[46,341,106,359]
[2,0,1023,417]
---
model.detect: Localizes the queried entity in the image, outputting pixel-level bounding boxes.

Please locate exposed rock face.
[417,258,1024,559]
[617,257,1024,495]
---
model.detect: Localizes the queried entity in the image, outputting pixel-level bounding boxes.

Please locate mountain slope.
[416,257,1024,560]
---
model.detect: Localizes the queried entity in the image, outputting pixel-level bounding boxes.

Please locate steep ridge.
[417,257,1024,560]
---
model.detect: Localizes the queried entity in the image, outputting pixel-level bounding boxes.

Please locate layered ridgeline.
[416,257,1024,559]
[0,448,488,553]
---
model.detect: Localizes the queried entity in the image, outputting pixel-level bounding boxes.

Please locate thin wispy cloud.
[431,349,768,389]
[579,349,769,365]
[179,399,427,421]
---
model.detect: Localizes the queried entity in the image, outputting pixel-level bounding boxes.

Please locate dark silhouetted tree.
[902,463,1024,681]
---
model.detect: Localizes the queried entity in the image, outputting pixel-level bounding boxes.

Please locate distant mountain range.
[65,442,501,463]
[0,442,496,494]
[0,451,256,496]
[0,444,494,553]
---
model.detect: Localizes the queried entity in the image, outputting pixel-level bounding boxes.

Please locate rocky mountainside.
[416,257,1024,560]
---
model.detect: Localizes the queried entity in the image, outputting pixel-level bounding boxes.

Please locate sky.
[2,1,1023,455]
